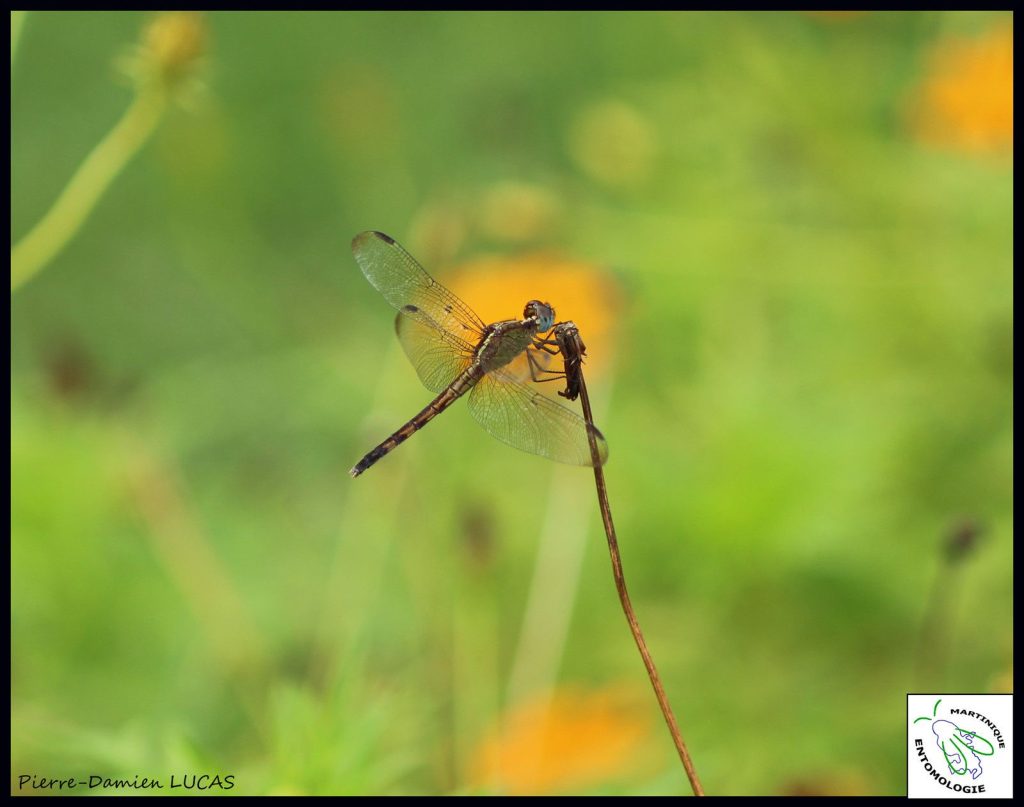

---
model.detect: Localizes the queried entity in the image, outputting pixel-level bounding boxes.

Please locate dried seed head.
[119,12,208,96]
[143,12,207,85]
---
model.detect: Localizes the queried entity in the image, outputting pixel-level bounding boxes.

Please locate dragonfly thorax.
[467,300,555,374]
[474,319,538,373]
[524,300,555,333]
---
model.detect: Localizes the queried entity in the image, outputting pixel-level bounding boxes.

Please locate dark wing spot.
[444,304,452,313]
[372,231,396,245]
[403,304,419,313]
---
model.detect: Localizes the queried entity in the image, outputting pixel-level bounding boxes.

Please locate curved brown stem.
[572,366,704,796]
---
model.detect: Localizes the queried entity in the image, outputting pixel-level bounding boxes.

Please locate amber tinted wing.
[352,231,486,344]
[394,306,476,393]
[465,367,608,467]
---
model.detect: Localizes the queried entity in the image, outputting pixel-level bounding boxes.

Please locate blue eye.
[525,300,555,331]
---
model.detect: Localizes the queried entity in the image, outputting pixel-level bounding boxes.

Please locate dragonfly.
[349,231,609,477]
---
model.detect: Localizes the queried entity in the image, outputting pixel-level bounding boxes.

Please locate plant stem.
[576,365,705,796]
[11,86,166,292]
[11,11,28,67]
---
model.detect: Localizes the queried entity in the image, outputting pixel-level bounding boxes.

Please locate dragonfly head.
[524,300,555,332]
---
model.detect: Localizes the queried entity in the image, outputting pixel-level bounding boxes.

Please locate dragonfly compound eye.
[525,300,555,332]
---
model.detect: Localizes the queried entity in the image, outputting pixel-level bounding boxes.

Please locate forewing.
[352,231,486,342]
[394,307,475,393]
[466,368,608,467]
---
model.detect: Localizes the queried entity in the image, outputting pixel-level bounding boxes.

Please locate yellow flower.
[468,686,653,794]
[909,22,1013,156]
[568,100,658,189]
[144,13,206,82]
[448,253,621,377]
[118,12,208,94]
[478,182,562,244]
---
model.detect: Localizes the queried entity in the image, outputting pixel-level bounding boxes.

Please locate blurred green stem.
[11,11,27,67]
[11,86,167,292]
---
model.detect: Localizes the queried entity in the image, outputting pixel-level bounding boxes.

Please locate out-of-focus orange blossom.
[909,23,1013,156]
[448,254,621,378]
[468,686,653,795]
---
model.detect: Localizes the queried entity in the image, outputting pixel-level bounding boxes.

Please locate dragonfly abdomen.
[349,369,481,477]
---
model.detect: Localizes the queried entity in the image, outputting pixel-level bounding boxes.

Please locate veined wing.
[395,305,476,393]
[503,344,557,386]
[466,367,608,467]
[352,231,486,343]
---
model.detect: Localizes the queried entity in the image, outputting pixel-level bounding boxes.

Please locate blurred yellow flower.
[407,199,470,270]
[117,12,207,94]
[143,12,207,86]
[909,22,1013,156]
[469,687,653,794]
[568,100,658,188]
[448,253,621,377]
[478,181,562,244]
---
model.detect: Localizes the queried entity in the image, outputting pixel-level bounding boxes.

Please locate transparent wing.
[352,231,486,343]
[394,306,476,393]
[466,368,608,467]
[499,344,559,386]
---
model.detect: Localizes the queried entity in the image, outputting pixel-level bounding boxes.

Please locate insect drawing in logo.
[909,696,1010,797]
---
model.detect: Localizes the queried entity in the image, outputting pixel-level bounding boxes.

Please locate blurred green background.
[11,11,1012,796]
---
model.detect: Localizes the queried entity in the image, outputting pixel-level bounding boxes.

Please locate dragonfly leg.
[526,346,567,384]
[531,337,561,355]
